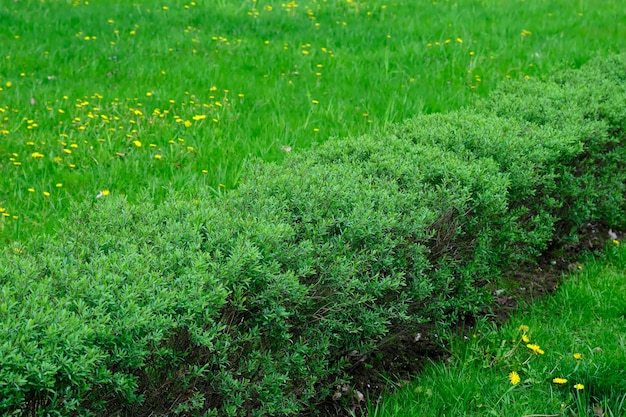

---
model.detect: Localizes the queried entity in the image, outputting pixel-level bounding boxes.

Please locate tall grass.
[1,0,624,241]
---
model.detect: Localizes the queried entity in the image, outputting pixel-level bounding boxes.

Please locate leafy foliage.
[1,55,625,416]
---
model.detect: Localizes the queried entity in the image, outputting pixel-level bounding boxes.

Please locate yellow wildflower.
[519,325,529,333]
[508,371,521,385]
[573,383,584,390]
[573,353,582,360]
[526,344,544,355]
[552,377,568,385]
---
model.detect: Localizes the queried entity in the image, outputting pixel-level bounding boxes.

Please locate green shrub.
[1,54,625,416]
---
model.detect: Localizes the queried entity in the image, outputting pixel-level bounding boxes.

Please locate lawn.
[1,0,625,241]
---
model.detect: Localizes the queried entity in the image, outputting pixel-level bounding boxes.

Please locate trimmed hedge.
[1,55,625,416]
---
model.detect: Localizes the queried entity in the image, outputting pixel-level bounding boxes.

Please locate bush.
[1,54,625,416]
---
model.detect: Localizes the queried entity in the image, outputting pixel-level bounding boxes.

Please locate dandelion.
[184,120,192,127]
[43,191,50,197]
[522,334,530,343]
[31,152,44,158]
[613,239,620,245]
[573,383,584,390]
[56,183,63,188]
[96,189,110,199]
[311,99,319,104]
[521,29,532,37]
[154,154,162,160]
[573,353,582,360]
[133,140,142,147]
[509,371,521,385]
[527,344,545,355]
[552,377,568,385]
[519,325,529,333]
[28,188,35,193]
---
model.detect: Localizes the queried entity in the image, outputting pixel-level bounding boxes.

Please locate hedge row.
[1,54,625,416]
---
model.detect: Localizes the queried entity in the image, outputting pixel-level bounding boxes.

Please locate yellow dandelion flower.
[522,334,530,343]
[43,191,50,197]
[573,353,582,360]
[508,371,521,385]
[154,154,162,160]
[526,344,544,355]
[184,120,192,127]
[519,325,529,333]
[28,188,35,193]
[552,377,568,385]
[573,383,584,390]
[56,183,63,188]
[133,140,142,147]
[612,239,620,245]
[31,152,44,158]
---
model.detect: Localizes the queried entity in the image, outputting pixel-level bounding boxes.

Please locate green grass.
[369,241,626,417]
[1,0,625,241]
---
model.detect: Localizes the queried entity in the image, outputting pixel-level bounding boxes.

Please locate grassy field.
[1,0,625,241]
[369,241,626,417]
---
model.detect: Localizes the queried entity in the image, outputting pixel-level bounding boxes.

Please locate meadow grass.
[369,241,626,417]
[1,0,625,241]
